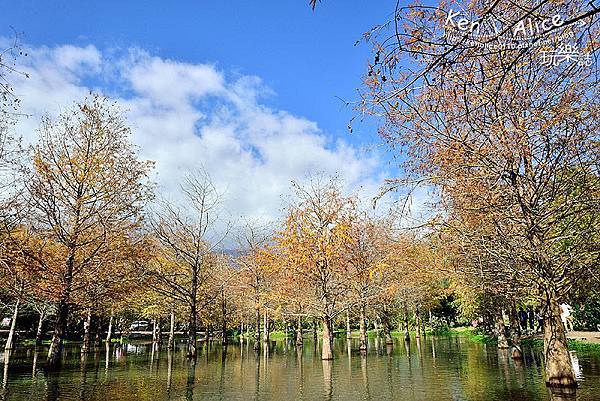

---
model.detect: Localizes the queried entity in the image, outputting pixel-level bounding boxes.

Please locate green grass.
[20,338,82,346]
[459,328,498,344]
[268,330,288,339]
[567,339,600,352]
[453,327,600,353]
[16,337,126,346]
[520,338,600,352]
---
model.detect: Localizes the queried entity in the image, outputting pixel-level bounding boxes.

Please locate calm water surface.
[1,336,599,401]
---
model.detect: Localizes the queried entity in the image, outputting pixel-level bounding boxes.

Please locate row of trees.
[0,93,446,369]
[233,178,445,359]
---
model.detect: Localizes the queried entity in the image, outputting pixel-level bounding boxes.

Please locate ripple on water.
[0,336,599,401]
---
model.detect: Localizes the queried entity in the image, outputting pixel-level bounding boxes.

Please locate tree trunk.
[119,318,126,343]
[35,307,46,346]
[221,293,228,345]
[384,323,393,345]
[47,295,69,367]
[509,302,522,359]
[222,320,228,345]
[187,304,197,358]
[47,250,75,368]
[321,315,333,360]
[188,262,199,358]
[4,298,20,351]
[359,303,367,351]
[153,319,162,345]
[495,310,509,349]
[415,307,422,339]
[93,316,101,348]
[253,307,261,351]
[312,319,318,342]
[157,318,163,344]
[262,311,269,342]
[345,311,351,337]
[296,316,303,346]
[106,314,114,343]
[403,303,410,342]
[543,295,576,388]
[82,309,92,353]
[168,309,175,350]
[382,311,393,345]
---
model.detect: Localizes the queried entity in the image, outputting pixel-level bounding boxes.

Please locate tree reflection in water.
[0,337,599,400]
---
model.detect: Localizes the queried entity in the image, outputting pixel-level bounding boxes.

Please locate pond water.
[1,336,599,401]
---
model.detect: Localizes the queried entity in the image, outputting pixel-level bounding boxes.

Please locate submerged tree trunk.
[47,250,75,368]
[383,323,393,345]
[82,309,93,353]
[495,310,509,349]
[263,311,269,342]
[543,295,576,388]
[359,303,367,352]
[321,315,333,360]
[106,313,114,343]
[93,319,101,348]
[346,311,351,337]
[296,316,303,346]
[153,318,162,345]
[167,309,175,350]
[35,307,46,346]
[403,303,410,342]
[168,309,175,350]
[509,303,522,359]
[4,298,20,351]
[221,293,228,345]
[382,309,393,345]
[47,302,68,367]
[253,307,261,351]
[187,304,197,358]
[221,318,227,345]
[415,306,422,339]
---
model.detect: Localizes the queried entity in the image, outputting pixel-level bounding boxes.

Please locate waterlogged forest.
[1,0,599,400]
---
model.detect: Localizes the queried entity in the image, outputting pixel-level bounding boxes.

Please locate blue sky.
[2,0,390,143]
[1,1,425,231]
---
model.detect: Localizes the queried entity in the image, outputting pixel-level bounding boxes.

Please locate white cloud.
[126,52,224,107]
[9,42,392,240]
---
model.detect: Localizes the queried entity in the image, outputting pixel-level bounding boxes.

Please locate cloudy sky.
[1,1,428,234]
